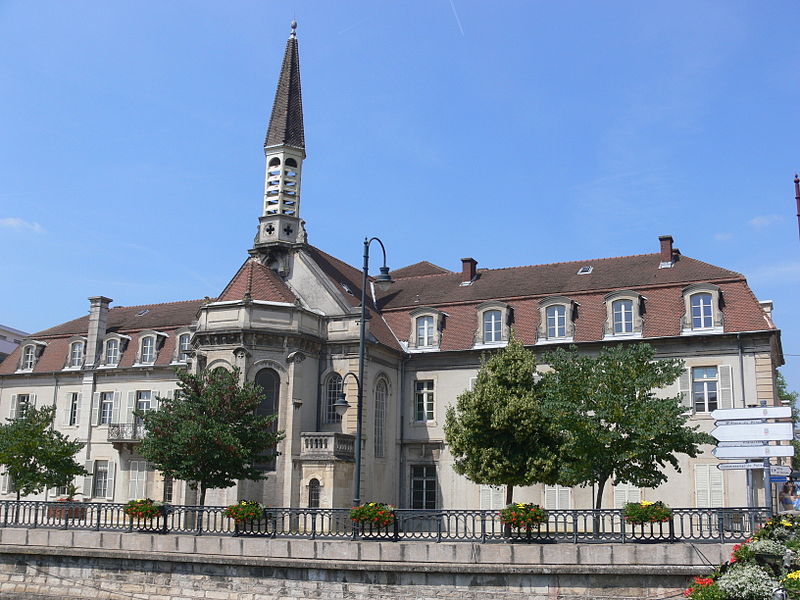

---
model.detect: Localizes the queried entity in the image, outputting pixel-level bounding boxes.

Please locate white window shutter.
[468,377,477,391]
[111,391,121,424]
[679,371,691,408]
[105,462,116,501]
[9,395,17,420]
[1,474,8,494]
[62,395,71,426]
[493,486,505,509]
[614,486,627,509]
[83,461,94,497]
[91,393,100,426]
[151,390,159,412]
[544,486,557,510]
[75,393,82,425]
[479,485,491,510]
[128,461,138,499]
[558,486,570,509]
[695,465,710,508]
[166,389,174,402]
[30,393,37,408]
[710,468,724,508]
[125,391,135,424]
[719,365,733,409]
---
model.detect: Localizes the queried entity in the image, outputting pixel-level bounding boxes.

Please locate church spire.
[264,21,305,151]
[255,21,307,258]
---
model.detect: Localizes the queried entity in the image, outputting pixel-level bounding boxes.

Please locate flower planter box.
[47,505,87,520]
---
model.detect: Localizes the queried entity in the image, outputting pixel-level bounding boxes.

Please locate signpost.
[710,422,793,442]
[772,466,793,477]
[711,407,792,421]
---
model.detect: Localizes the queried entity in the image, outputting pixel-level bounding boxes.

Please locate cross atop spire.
[265,22,305,151]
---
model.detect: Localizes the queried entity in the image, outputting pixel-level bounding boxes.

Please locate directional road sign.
[771,466,793,476]
[771,476,790,483]
[717,440,770,447]
[717,463,765,471]
[713,445,795,459]
[711,407,792,421]
[711,422,793,442]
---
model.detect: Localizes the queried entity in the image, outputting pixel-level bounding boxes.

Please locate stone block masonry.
[0,527,732,599]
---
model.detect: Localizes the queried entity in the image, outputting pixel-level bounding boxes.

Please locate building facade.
[0,26,785,510]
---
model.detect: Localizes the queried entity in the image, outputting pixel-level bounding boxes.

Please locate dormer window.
[68,341,85,368]
[21,345,36,371]
[474,301,511,347]
[537,296,576,343]
[603,291,644,339]
[416,316,435,347]
[408,308,445,351]
[483,310,502,344]
[140,336,156,364]
[178,333,191,362]
[105,339,120,366]
[682,284,723,334]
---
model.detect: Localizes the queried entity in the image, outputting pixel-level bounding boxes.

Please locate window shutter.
[30,393,37,408]
[128,461,139,499]
[614,486,627,509]
[9,395,17,420]
[62,395,71,426]
[48,485,58,498]
[558,486,570,510]
[710,468,724,508]
[125,391,135,424]
[468,377,477,392]
[75,393,82,425]
[1,474,8,494]
[151,390,159,411]
[112,391,121,424]
[83,461,94,497]
[544,486,557,510]
[105,462,116,501]
[679,371,691,408]
[91,393,100,426]
[695,465,710,508]
[479,485,491,509]
[719,365,733,409]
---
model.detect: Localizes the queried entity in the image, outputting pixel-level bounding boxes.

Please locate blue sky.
[1,1,799,390]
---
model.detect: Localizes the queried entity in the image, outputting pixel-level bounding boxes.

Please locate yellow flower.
[369,502,375,506]
[785,571,800,581]
[517,503,525,508]
[640,501,654,506]
[781,520,792,527]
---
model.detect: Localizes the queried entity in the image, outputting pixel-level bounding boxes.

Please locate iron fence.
[0,501,769,543]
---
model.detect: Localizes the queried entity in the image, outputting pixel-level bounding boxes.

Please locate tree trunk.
[505,484,514,506]
[199,483,207,507]
[595,478,607,510]
[14,489,21,523]
[195,483,207,535]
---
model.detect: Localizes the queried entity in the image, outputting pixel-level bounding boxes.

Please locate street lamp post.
[332,237,393,508]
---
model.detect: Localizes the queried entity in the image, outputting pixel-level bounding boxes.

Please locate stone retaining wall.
[0,527,730,599]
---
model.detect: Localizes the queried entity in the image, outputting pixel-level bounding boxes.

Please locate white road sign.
[771,466,793,476]
[711,422,793,442]
[717,440,769,447]
[713,446,795,459]
[716,419,768,426]
[711,407,792,421]
[717,463,765,471]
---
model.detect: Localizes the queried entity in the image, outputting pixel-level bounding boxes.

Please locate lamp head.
[374,266,394,293]
[333,393,350,417]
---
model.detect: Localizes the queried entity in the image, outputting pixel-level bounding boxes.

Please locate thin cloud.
[448,0,465,36]
[0,217,44,234]
[714,232,733,241]
[748,215,783,230]
[748,261,800,285]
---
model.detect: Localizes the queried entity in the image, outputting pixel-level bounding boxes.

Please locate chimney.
[658,235,674,268]
[461,257,477,284]
[85,296,112,368]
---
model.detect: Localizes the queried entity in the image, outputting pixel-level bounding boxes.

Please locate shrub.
[683,576,724,600]
[122,498,166,520]
[748,538,790,557]
[223,500,265,522]
[754,514,800,541]
[349,502,395,527]
[782,570,800,596]
[499,503,548,529]
[622,500,671,524]
[716,563,776,600]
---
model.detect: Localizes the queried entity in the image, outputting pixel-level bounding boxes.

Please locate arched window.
[69,341,84,368]
[178,333,191,362]
[482,310,502,343]
[611,299,634,334]
[374,379,388,458]
[21,345,35,370]
[690,293,713,329]
[546,305,566,338]
[325,373,343,424]
[285,157,298,168]
[255,368,280,472]
[308,478,320,508]
[268,157,281,167]
[105,339,119,365]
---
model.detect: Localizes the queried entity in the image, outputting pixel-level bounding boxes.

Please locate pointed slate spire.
[265,21,305,151]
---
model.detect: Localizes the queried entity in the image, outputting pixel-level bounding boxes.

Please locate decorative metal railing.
[107,423,146,442]
[0,501,769,543]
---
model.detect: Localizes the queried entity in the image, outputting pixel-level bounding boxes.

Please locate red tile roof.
[218,258,297,303]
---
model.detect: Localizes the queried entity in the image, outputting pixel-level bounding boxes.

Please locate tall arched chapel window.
[255,368,280,471]
[325,374,343,424]
[308,478,320,508]
[374,379,388,458]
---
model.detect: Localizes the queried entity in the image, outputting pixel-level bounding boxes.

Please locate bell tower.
[254,21,306,257]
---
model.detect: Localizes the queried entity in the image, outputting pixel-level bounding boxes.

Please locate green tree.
[137,367,285,506]
[776,370,800,470]
[0,405,87,503]
[444,336,564,505]
[539,344,713,509]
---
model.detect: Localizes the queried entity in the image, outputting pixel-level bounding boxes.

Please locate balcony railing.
[0,500,770,543]
[300,432,355,460]
[107,423,145,442]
